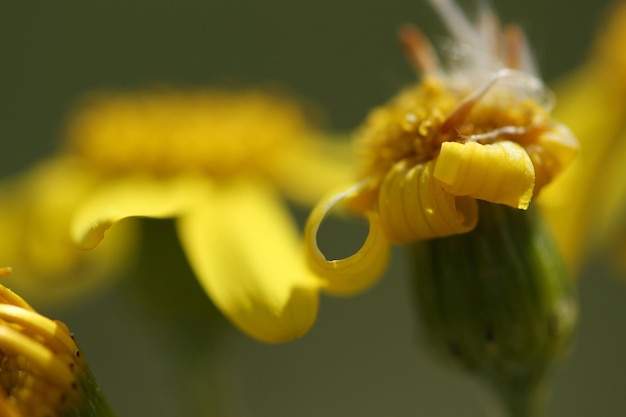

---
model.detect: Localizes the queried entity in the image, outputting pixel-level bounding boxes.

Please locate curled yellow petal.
[0,271,33,312]
[304,182,391,296]
[434,140,535,209]
[177,180,319,344]
[0,305,76,355]
[535,124,579,173]
[378,160,478,243]
[72,175,207,249]
[0,325,75,390]
[527,123,579,192]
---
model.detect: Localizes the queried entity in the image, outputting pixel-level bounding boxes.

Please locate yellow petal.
[434,140,535,209]
[72,175,207,249]
[535,124,579,176]
[269,133,356,206]
[527,123,579,193]
[593,0,626,89]
[378,160,478,242]
[304,181,391,296]
[177,180,319,343]
[378,162,418,243]
[0,157,137,305]
[538,64,626,272]
[0,325,75,389]
[593,127,626,245]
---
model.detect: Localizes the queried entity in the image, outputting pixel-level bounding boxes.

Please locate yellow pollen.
[65,89,317,178]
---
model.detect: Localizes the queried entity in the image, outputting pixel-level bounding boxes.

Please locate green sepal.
[63,344,117,417]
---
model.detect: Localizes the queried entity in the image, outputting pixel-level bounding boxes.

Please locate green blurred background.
[1,0,624,416]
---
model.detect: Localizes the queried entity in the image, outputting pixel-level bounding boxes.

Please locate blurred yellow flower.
[305,0,578,295]
[539,1,626,273]
[0,267,114,416]
[61,88,351,343]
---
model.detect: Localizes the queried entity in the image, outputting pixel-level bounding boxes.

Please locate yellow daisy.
[305,0,579,294]
[538,0,626,273]
[0,267,114,416]
[63,88,352,343]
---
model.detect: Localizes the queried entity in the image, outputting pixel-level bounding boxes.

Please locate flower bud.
[410,202,578,415]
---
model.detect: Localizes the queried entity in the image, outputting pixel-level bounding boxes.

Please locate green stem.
[73,364,118,417]
[491,378,548,417]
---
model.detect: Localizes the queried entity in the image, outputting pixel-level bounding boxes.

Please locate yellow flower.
[60,88,351,343]
[0,267,114,416]
[305,0,579,295]
[538,1,626,273]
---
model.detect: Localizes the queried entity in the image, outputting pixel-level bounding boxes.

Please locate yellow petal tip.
[435,141,535,209]
[304,183,391,296]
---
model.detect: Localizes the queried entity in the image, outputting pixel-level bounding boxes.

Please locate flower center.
[355,76,551,180]
[65,89,315,178]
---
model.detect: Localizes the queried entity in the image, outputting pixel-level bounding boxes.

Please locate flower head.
[66,89,318,179]
[305,0,579,294]
[60,87,352,343]
[0,267,113,416]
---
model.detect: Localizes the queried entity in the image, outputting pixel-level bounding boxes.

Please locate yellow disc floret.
[355,78,456,177]
[65,89,316,178]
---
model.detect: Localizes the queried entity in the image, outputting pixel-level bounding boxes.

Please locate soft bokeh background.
[1,0,624,416]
